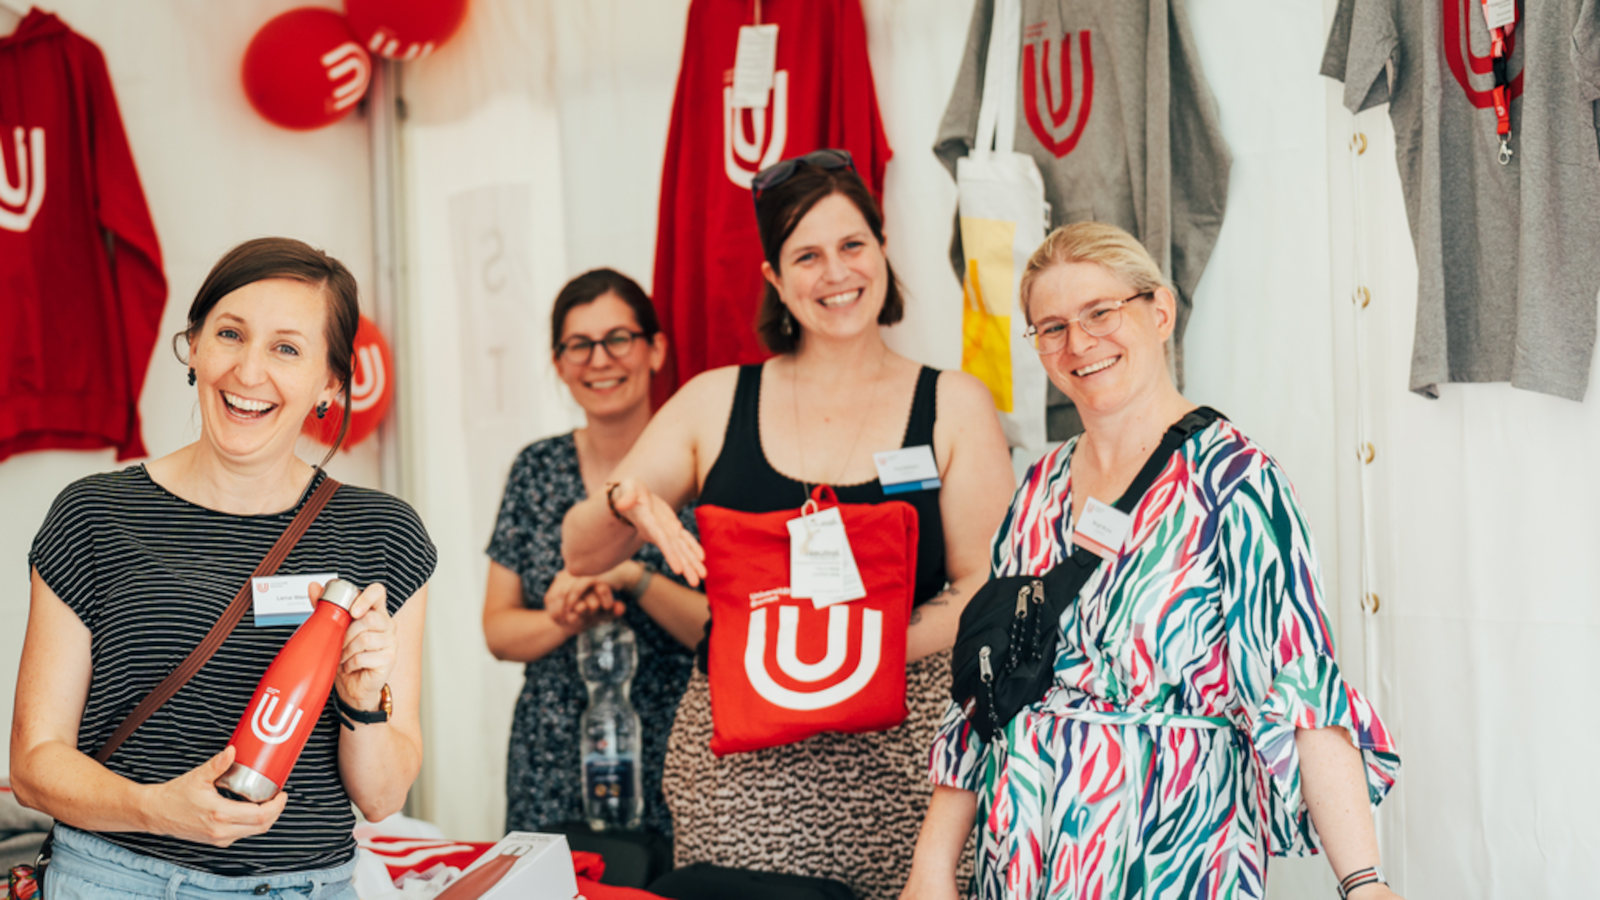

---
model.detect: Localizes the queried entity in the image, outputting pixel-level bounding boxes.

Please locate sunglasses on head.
[750,148,856,205]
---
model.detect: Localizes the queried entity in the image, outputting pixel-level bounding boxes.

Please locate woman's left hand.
[322,581,395,712]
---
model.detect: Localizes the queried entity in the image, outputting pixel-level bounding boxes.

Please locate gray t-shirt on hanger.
[1322,0,1600,400]
[936,0,1231,438]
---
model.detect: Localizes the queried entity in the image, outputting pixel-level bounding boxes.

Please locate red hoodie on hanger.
[649,0,891,406]
[0,8,165,462]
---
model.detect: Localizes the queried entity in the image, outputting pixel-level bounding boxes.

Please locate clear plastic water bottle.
[578,619,643,831]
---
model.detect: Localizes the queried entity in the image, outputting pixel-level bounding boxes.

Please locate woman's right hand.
[145,746,288,847]
[545,570,625,634]
[608,478,706,586]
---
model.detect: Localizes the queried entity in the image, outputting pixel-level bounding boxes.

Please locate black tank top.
[699,363,949,606]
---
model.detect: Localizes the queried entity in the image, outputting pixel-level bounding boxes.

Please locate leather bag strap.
[1039,407,1224,612]
[92,475,343,764]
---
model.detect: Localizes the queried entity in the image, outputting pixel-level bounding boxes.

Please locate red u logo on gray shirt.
[1023,26,1094,159]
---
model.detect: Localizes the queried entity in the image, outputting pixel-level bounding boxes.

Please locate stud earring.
[187,367,196,386]
[315,402,329,419]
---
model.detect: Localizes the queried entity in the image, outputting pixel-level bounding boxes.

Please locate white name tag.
[252,572,337,627]
[1071,498,1131,561]
[874,445,942,494]
[1480,0,1515,30]
[787,507,867,607]
[730,24,778,109]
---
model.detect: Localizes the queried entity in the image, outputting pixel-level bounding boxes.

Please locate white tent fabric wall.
[1335,102,1600,899]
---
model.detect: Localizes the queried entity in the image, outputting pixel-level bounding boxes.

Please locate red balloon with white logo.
[242,7,372,130]
[344,0,469,61]
[302,314,393,448]
[217,579,360,802]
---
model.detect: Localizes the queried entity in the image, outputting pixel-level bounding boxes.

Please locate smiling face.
[1027,261,1176,418]
[554,291,664,420]
[189,277,339,466]
[761,192,889,345]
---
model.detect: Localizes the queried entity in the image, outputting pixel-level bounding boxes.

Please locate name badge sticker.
[1071,498,1131,562]
[874,445,941,495]
[252,572,337,627]
[786,507,867,607]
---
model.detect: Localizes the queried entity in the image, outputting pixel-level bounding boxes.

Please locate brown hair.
[753,161,903,353]
[549,268,659,350]
[1018,222,1172,323]
[175,237,360,466]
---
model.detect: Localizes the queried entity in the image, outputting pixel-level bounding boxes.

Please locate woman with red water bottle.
[8,238,436,899]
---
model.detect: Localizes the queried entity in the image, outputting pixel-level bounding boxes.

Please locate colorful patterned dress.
[929,418,1400,899]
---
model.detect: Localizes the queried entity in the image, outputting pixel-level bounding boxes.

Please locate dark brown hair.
[753,162,903,353]
[549,268,659,351]
[174,237,361,466]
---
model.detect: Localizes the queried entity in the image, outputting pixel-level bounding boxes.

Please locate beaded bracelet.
[1336,866,1386,898]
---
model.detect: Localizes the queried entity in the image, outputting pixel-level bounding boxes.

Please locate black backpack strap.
[1039,406,1224,606]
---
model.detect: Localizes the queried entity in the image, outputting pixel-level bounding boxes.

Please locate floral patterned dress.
[929,418,1400,899]
[487,432,696,836]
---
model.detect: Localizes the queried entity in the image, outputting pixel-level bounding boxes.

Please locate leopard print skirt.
[662,649,974,900]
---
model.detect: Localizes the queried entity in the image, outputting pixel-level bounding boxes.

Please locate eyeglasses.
[751,148,856,205]
[1023,292,1153,353]
[555,328,649,365]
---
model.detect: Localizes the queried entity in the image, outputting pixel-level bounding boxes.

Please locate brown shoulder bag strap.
[92,475,343,764]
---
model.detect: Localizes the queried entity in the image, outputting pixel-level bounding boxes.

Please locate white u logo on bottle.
[250,693,304,745]
[744,604,882,711]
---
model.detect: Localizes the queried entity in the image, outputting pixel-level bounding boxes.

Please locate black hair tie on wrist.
[605,481,636,529]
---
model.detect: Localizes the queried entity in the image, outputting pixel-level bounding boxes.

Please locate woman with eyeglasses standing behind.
[560,152,1016,898]
[481,269,705,839]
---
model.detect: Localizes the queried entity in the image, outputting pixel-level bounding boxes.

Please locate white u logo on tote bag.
[744,604,882,711]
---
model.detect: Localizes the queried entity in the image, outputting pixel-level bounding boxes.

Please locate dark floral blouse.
[486,432,695,836]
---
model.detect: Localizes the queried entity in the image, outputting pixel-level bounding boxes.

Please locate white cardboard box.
[435,831,577,899]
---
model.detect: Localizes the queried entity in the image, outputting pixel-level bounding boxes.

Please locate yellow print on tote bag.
[960,219,1017,414]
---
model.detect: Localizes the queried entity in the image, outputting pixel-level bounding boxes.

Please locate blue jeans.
[45,826,357,900]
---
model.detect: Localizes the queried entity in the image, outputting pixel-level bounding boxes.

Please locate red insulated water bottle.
[215,578,360,802]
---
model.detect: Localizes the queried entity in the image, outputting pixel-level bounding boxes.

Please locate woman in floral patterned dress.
[902,223,1403,900]
[481,269,704,836]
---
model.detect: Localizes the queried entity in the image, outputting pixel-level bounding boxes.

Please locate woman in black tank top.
[560,152,1014,899]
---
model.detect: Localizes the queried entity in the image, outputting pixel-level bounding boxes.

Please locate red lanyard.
[1479,0,1517,164]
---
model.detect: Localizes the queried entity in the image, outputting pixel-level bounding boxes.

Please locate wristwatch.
[334,683,392,730]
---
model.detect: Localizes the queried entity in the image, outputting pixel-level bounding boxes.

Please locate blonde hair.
[1018,222,1172,322]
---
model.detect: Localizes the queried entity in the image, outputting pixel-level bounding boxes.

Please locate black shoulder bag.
[950,407,1222,741]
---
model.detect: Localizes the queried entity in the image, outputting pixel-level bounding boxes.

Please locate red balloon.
[303,315,394,449]
[344,0,469,60]
[242,8,371,130]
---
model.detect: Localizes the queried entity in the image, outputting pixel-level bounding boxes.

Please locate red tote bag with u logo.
[695,485,918,755]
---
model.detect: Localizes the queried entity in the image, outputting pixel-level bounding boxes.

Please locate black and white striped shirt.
[28,466,436,876]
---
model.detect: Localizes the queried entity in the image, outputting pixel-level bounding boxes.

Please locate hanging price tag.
[1480,0,1515,30]
[730,24,778,109]
[787,506,867,606]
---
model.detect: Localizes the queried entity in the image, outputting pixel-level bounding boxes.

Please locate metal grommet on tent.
[1360,442,1376,464]
[1354,285,1371,308]
[1363,593,1381,614]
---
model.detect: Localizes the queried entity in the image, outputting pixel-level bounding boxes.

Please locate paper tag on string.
[787,506,866,606]
[730,24,778,108]
[1480,0,1515,30]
